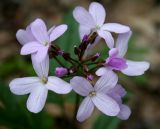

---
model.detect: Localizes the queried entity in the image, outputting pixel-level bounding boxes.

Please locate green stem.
[54,56,65,67]
[73,94,81,125]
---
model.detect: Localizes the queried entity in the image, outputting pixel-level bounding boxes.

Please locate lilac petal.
[121,60,150,76]
[9,77,40,95]
[31,18,49,44]
[77,96,94,122]
[20,42,43,55]
[89,2,106,26]
[101,23,130,33]
[32,46,49,63]
[70,76,93,96]
[46,77,72,94]
[48,25,55,35]
[109,84,127,98]
[16,29,33,45]
[92,93,120,116]
[109,48,119,57]
[73,6,96,28]
[116,31,132,57]
[49,24,67,42]
[106,57,127,71]
[94,71,118,93]
[79,25,91,40]
[97,30,114,49]
[107,84,126,104]
[96,67,113,76]
[27,86,48,113]
[31,55,49,78]
[117,104,131,120]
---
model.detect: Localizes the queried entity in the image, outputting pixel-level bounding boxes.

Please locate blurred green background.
[0,0,159,129]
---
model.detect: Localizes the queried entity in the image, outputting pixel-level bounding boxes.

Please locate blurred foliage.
[0,55,35,79]
[0,81,53,129]
[93,115,121,129]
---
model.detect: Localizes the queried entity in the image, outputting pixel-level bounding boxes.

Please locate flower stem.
[73,94,81,124]
[54,56,65,67]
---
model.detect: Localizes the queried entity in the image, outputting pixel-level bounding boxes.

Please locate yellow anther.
[41,77,48,84]
[89,91,96,97]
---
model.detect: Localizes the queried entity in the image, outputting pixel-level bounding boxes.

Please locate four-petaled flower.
[70,71,120,122]
[96,31,150,76]
[73,2,130,49]
[9,56,72,113]
[17,18,67,62]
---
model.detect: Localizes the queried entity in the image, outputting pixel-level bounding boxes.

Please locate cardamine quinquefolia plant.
[9,2,150,124]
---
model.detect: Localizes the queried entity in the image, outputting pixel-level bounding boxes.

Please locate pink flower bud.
[87,74,94,81]
[55,67,68,77]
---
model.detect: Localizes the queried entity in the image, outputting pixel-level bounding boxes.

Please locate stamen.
[89,91,96,97]
[41,77,48,84]
[44,41,48,46]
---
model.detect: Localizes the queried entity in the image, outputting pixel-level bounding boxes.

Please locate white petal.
[73,6,96,28]
[97,30,114,49]
[32,46,49,63]
[31,18,49,43]
[70,76,94,96]
[16,29,33,45]
[46,76,72,94]
[9,77,40,95]
[49,24,67,42]
[27,86,48,113]
[77,96,94,122]
[116,31,132,57]
[92,93,120,116]
[96,67,112,76]
[94,70,118,93]
[20,41,43,55]
[121,60,150,76]
[31,54,49,78]
[101,23,130,33]
[117,104,131,120]
[48,25,55,35]
[79,25,91,40]
[89,2,106,26]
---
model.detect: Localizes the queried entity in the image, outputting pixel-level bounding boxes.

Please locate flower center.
[41,77,48,84]
[95,25,100,30]
[89,91,96,97]
[91,25,101,32]
[44,41,49,46]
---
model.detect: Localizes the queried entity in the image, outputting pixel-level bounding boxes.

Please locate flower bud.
[55,67,68,77]
[87,74,94,81]
[91,53,100,61]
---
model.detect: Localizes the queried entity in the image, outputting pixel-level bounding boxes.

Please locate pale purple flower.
[9,56,72,113]
[107,84,131,120]
[16,18,67,62]
[70,72,120,122]
[96,31,150,76]
[55,67,68,77]
[73,2,130,49]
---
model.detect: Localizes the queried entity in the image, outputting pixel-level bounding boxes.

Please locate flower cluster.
[9,2,150,122]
